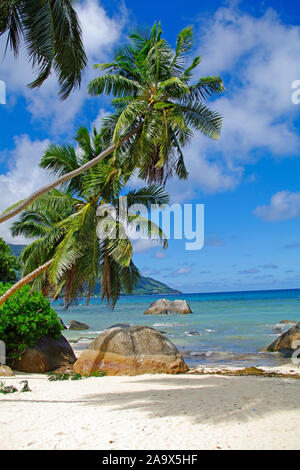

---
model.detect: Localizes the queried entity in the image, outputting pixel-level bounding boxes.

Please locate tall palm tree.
[6,127,168,307]
[0,22,224,224]
[0,0,87,99]
[89,23,224,184]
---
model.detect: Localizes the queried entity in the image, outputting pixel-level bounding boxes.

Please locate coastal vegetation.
[0,380,31,393]
[9,245,181,295]
[0,282,61,363]
[0,238,21,283]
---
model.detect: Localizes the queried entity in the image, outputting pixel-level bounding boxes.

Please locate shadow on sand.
[1,374,299,425]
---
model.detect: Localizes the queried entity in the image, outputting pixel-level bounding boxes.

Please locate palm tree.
[0,0,87,99]
[0,22,224,224]
[89,23,224,184]
[4,127,168,307]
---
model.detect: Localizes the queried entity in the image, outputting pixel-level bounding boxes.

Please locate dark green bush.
[0,238,21,283]
[0,283,62,363]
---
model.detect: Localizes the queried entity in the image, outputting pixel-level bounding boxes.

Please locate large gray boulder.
[144,298,192,315]
[265,323,300,356]
[11,335,76,373]
[73,325,188,376]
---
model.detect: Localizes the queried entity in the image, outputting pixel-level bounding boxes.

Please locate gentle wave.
[153,322,188,327]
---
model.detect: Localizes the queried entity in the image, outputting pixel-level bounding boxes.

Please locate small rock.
[265,323,300,356]
[20,380,31,392]
[0,365,14,377]
[69,320,89,330]
[107,323,130,329]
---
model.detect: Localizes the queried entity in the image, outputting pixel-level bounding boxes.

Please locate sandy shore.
[1,367,300,450]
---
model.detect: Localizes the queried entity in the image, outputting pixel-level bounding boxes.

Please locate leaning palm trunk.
[0,129,138,224]
[0,259,54,306]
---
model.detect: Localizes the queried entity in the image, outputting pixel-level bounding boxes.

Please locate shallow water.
[52,289,300,368]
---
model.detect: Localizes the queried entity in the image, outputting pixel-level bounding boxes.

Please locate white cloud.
[205,234,225,247]
[203,6,300,155]
[128,3,300,202]
[259,264,278,269]
[139,6,300,199]
[132,238,162,254]
[238,268,260,274]
[283,242,300,249]
[92,108,111,131]
[171,266,192,276]
[254,191,300,222]
[0,135,52,243]
[77,0,124,58]
[166,135,243,202]
[154,250,166,259]
[170,4,300,200]
[141,267,160,276]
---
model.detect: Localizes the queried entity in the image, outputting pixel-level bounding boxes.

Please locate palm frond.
[0,0,86,99]
[88,74,143,98]
[125,185,170,208]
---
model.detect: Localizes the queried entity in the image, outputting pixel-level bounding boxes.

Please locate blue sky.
[0,0,300,293]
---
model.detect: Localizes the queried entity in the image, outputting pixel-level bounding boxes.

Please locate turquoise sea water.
[52,289,300,368]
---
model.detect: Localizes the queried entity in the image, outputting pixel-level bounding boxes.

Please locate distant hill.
[92,276,181,295]
[9,244,181,295]
[132,276,181,295]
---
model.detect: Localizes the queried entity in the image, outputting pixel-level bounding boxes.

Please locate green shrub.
[0,282,62,364]
[0,381,17,394]
[0,238,21,283]
[71,373,83,381]
[88,370,105,377]
[47,372,70,381]
[47,372,83,381]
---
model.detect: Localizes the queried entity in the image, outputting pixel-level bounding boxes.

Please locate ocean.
[52,288,300,368]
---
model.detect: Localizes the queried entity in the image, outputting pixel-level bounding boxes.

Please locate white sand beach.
[1,368,300,450]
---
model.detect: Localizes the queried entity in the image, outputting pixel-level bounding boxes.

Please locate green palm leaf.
[0,0,87,99]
